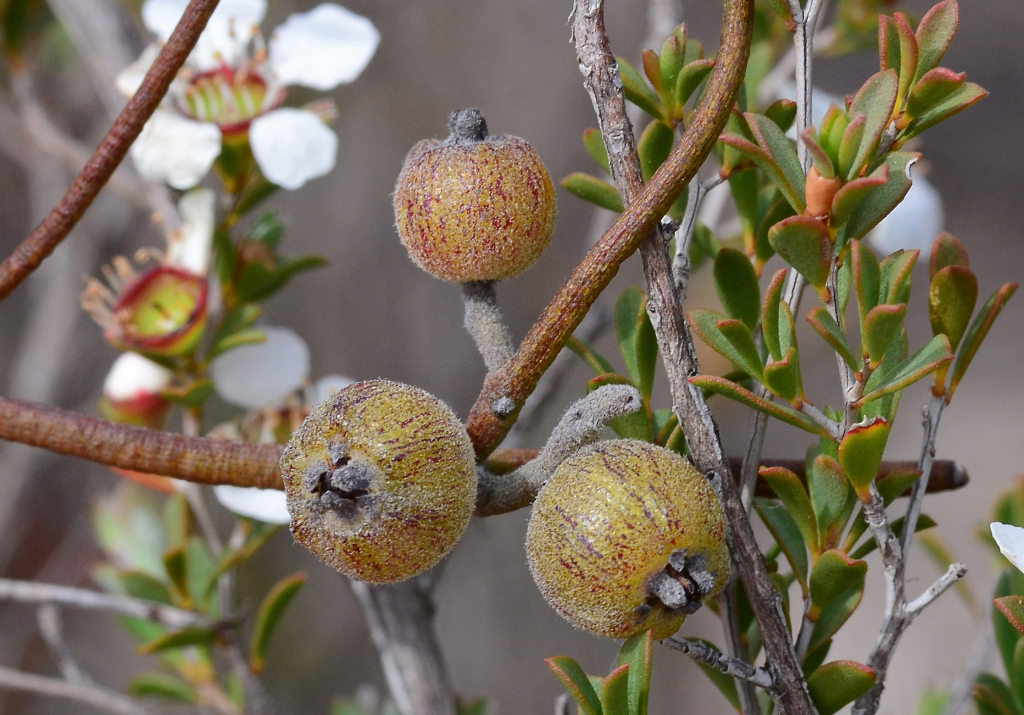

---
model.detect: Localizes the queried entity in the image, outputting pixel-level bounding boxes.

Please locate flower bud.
[99,352,173,428]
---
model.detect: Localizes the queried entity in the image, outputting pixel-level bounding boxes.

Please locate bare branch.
[907,563,968,616]
[0,0,221,301]
[0,578,210,629]
[663,636,775,690]
[0,665,150,715]
[37,605,90,685]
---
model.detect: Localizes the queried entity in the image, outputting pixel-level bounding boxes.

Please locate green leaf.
[249,211,285,249]
[161,379,215,409]
[617,56,664,121]
[208,327,267,360]
[250,572,307,674]
[914,0,960,83]
[719,133,804,213]
[547,656,603,715]
[587,374,652,442]
[809,455,852,551]
[810,551,867,614]
[207,522,283,594]
[839,417,891,500]
[236,254,328,303]
[127,672,199,704]
[838,153,919,243]
[863,303,908,366]
[755,198,793,268]
[119,570,172,605]
[810,582,865,653]
[768,216,831,293]
[847,70,898,177]
[997,596,1024,638]
[857,335,953,406]
[837,114,867,181]
[457,699,489,715]
[138,626,217,655]
[566,336,617,375]
[618,631,653,715]
[762,268,787,361]
[807,661,877,715]
[930,231,970,279]
[1012,638,1024,708]
[803,640,832,679]
[583,128,612,174]
[853,240,881,336]
[907,68,966,119]
[756,497,809,589]
[802,128,836,179]
[674,59,714,107]
[638,121,674,182]
[659,30,686,107]
[213,228,237,286]
[903,82,988,141]
[615,286,658,399]
[879,249,918,305]
[948,283,1018,400]
[807,307,857,370]
[163,545,190,607]
[728,170,759,255]
[162,493,191,549]
[761,466,818,557]
[687,310,764,381]
[763,347,803,404]
[831,165,889,228]
[641,49,662,94]
[561,173,625,213]
[692,375,831,437]
[746,113,806,210]
[919,688,951,715]
[893,12,920,106]
[995,569,1024,675]
[930,265,978,352]
[765,99,797,133]
[975,673,1023,715]
[186,536,217,614]
[209,303,262,352]
[600,664,631,715]
[714,248,760,332]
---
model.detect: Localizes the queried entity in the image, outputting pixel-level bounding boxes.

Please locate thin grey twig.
[794,598,815,662]
[788,0,826,171]
[901,396,946,564]
[348,578,457,715]
[37,605,90,686]
[907,563,968,616]
[0,578,209,629]
[720,587,763,715]
[663,637,775,690]
[0,664,150,715]
[672,175,723,297]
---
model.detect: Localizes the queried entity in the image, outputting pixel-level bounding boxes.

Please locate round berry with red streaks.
[393,110,557,283]
[526,439,730,639]
[281,379,477,584]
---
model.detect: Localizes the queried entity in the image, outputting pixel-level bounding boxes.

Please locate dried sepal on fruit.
[526,439,730,639]
[393,108,557,283]
[280,379,477,584]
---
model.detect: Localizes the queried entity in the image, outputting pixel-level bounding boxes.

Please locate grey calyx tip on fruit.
[447,107,489,144]
[644,548,718,615]
[302,442,377,520]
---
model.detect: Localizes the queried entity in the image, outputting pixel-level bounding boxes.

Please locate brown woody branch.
[0,0,221,302]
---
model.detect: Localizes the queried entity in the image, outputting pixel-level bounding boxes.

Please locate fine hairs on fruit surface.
[393,108,558,283]
[280,380,477,584]
[526,439,730,639]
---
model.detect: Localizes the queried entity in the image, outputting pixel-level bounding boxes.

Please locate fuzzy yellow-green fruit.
[280,380,477,584]
[393,108,557,283]
[526,439,730,639]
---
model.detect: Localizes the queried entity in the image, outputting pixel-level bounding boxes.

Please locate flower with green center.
[119,0,379,190]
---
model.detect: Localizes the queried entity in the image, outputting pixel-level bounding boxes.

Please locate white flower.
[209,326,310,409]
[103,352,174,401]
[867,174,945,260]
[121,1,379,190]
[214,485,290,524]
[165,188,216,274]
[992,522,1024,574]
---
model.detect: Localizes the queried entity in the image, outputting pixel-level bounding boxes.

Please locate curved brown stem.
[0,0,221,302]
[463,0,756,459]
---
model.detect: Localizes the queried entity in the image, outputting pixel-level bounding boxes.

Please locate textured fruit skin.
[526,439,730,639]
[393,133,557,282]
[281,380,477,584]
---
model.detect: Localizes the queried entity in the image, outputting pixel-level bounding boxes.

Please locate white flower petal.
[269,4,379,90]
[867,174,944,260]
[313,374,355,404]
[166,188,216,275]
[142,0,266,69]
[131,110,221,190]
[992,523,1024,574]
[214,485,290,524]
[210,326,310,409]
[116,44,161,97]
[103,352,174,401]
[250,108,337,190]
